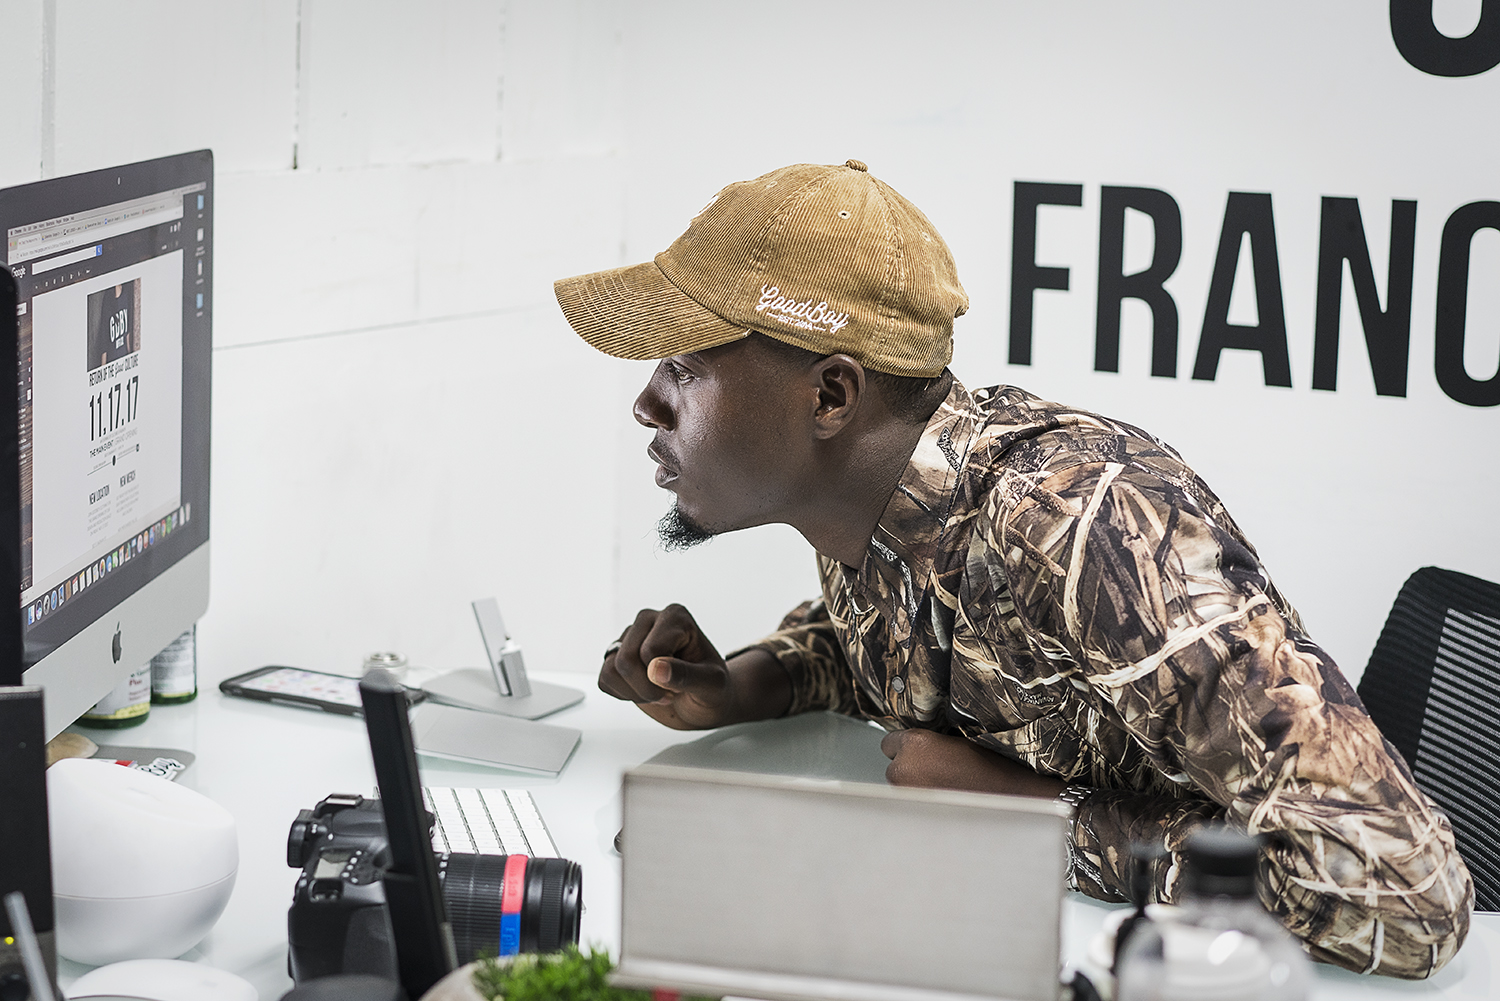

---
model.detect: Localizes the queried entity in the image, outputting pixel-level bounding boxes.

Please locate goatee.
[657,504,717,551]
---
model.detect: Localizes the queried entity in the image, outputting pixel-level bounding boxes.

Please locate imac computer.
[1,151,212,738]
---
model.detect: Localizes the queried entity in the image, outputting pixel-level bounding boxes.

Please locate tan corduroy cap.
[554,160,968,378]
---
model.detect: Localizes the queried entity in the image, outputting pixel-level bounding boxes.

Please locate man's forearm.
[1067,787,1222,904]
[740,615,859,717]
[721,647,794,723]
[1069,785,1472,978]
[885,729,1066,797]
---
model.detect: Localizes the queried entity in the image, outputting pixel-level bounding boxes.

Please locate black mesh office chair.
[1356,566,1500,912]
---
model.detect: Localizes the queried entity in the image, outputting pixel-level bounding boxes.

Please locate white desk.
[54,671,1499,1000]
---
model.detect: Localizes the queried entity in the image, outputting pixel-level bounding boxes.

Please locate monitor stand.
[419,598,584,720]
[421,668,582,720]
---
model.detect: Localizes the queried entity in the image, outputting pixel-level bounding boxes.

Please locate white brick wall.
[500,0,623,162]
[0,2,43,182]
[208,307,624,674]
[49,1,298,176]
[0,0,662,682]
[295,0,502,170]
[210,156,627,350]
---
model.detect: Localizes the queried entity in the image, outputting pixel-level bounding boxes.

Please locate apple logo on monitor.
[112,625,121,663]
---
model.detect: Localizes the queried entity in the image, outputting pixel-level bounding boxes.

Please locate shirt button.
[890,677,906,693]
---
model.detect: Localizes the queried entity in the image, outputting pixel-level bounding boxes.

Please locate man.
[553,159,1472,978]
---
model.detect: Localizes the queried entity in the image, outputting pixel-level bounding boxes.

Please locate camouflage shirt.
[747,377,1472,978]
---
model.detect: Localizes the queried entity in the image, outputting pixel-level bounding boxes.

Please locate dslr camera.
[286,793,582,983]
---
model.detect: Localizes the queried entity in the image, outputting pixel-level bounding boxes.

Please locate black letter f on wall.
[1009,182,1083,366]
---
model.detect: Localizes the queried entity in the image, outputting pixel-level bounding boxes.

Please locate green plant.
[470,944,715,1001]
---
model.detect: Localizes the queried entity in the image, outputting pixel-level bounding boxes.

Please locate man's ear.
[810,355,865,440]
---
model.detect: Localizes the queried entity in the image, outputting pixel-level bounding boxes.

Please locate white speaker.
[48,759,237,965]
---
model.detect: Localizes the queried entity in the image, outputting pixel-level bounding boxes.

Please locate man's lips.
[647,444,678,486]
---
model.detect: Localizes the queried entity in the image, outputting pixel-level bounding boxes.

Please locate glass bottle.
[151,626,199,704]
[78,664,152,728]
[1116,826,1311,1001]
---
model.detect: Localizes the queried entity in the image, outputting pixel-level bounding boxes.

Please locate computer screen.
[2,151,212,737]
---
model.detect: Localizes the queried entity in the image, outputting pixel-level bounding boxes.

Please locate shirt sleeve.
[998,459,1474,979]
[735,597,859,717]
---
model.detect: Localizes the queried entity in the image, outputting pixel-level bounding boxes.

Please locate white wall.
[611,1,1500,679]
[3,1,1497,690]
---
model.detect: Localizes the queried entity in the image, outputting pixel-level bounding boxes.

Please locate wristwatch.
[1055,784,1096,891]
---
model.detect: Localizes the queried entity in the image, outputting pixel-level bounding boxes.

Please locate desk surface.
[55,671,1498,1001]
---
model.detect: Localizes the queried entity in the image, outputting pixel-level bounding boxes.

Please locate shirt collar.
[863,376,980,585]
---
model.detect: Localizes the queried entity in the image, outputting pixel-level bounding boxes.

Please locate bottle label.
[151,627,197,697]
[85,665,152,719]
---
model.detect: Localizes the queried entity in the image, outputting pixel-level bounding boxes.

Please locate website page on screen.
[7,182,204,634]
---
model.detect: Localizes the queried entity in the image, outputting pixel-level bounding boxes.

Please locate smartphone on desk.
[219,665,426,717]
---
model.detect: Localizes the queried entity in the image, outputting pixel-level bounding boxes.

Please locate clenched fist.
[598,603,792,730]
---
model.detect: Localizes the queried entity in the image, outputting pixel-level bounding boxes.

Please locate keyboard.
[422,786,559,857]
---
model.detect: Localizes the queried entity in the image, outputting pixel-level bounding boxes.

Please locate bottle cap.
[362,651,409,682]
[1183,825,1263,898]
[362,651,408,672]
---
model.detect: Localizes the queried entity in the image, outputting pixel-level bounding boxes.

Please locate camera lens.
[522,857,583,953]
[439,853,582,961]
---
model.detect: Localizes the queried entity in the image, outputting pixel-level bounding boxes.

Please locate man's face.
[633,337,813,544]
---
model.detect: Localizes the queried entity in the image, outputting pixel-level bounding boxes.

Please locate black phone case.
[219,666,425,717]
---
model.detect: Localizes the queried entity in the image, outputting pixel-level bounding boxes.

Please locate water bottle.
[1116,826,1311,1001]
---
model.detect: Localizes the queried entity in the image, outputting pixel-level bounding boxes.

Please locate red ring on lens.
[501,854,528,914]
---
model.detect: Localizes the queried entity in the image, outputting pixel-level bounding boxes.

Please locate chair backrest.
[1357,566,1500,912]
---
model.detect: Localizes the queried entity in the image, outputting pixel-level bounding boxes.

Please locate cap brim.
[554,260,748,361]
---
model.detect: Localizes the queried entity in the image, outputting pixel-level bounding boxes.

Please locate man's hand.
[598,604,792,730]
[881,729,1066,798]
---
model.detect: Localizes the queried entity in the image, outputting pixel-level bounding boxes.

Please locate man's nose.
[633,380,673,430]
